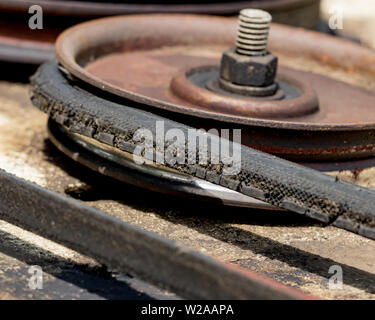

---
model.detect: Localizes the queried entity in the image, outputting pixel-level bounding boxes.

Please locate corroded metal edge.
[48,119,280,210]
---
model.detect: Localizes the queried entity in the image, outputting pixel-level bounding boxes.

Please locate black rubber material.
[0,168,305,299]
[30,60,375,241]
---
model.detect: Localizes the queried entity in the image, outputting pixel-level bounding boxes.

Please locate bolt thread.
[236,9,272,56]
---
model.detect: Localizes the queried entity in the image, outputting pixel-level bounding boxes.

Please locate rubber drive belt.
[30,60,375,241]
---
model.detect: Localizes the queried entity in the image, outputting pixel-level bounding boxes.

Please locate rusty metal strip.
[0,168,310,300]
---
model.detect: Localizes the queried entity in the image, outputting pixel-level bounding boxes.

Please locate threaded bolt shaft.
[236,8,272,56]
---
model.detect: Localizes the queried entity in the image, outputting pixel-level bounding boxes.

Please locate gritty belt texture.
[30,60,375,241]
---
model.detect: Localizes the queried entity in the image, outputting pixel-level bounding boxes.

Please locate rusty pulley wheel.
[0,0,320,64]
[55,14,375,162]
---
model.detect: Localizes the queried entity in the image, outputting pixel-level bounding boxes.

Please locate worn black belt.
[29,60,375,241]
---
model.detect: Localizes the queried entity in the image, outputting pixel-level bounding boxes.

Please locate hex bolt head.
[220,47,278,87]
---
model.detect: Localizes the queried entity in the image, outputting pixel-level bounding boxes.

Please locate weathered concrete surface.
[0,81,374,299]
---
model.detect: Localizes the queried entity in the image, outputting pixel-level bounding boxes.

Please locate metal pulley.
[30,11,375,240]
[53,11,375,164]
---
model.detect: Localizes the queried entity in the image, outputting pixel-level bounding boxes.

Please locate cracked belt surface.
[30,60,375,241]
